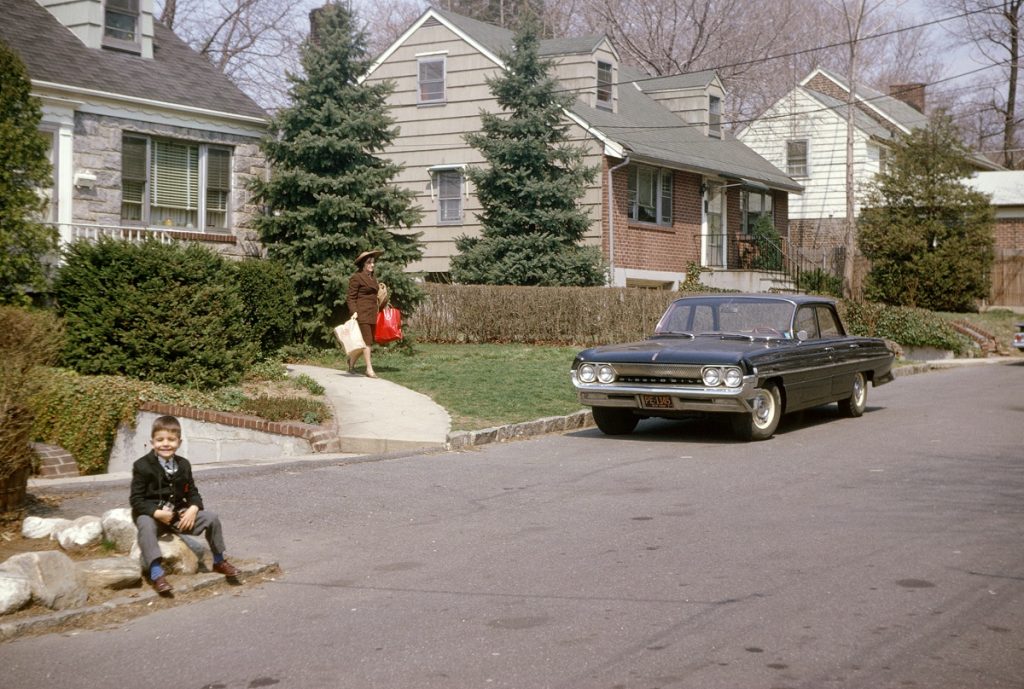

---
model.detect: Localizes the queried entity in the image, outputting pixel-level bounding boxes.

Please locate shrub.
[0,307,62,486]
[234,258,295,355]
[239,395,329,425]
[750,215,783,271]
[54,238,258,389]
[29,368,224,475]
[838,300,969,353]
[292,374,325,396]
[797,268,843,298]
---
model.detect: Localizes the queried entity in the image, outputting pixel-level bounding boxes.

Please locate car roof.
[671,293,836,306]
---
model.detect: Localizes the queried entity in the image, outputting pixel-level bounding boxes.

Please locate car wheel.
[592,407,639,435]
[731,382,781,441]
[837,371,867,418]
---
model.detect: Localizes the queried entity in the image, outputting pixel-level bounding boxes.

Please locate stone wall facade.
[71,112,268,258]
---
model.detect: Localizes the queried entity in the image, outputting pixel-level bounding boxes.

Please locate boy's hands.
[176,505,200,531]
[154,508,175,525]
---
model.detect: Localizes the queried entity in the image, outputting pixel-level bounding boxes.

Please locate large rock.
[76,557,141,590]
[53,516,103,551]
[130,533,209,575]
[21,516,71,540]
[101,508,136,553]
[0,571,31,615]
[0,551,88,610]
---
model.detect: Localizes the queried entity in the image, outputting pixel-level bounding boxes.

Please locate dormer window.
[105,0,139,42]
[597,61,613,109]
[709,95,722,137]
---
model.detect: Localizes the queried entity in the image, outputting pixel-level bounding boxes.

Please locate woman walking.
[346,249,383,378]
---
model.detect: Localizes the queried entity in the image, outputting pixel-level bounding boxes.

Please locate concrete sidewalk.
[286,364,450,455]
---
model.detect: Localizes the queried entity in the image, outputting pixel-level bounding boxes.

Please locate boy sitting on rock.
[129,415,240,595]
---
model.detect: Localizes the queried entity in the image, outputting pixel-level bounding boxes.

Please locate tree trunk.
[1004,1,1020,168]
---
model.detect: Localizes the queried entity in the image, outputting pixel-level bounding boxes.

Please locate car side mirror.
[796,329,809,342]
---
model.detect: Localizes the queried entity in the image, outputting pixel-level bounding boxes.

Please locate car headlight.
[597,364,616,384]
[578,363,597,383]
[702,367,721,386]
[723,367,743,388]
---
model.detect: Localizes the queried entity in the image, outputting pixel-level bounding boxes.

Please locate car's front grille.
[610,364,704,385]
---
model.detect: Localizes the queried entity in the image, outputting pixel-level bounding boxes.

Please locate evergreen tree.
[450,16,605,287]
[0,40,57,305]
[858,114,995,312]
[250,3,423,345]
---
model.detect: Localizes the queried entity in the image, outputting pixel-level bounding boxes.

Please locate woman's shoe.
[366,371,379,379]
[346,355,356,373]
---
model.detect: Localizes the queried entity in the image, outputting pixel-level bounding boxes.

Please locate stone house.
[0,0,270,258]
[362,8,801,290]
[738,66,999,270]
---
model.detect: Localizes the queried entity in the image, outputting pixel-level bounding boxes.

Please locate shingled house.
[0,0,269,257]
[362,8,801,290]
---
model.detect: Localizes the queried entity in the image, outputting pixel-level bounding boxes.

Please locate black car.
[571,294,895,441]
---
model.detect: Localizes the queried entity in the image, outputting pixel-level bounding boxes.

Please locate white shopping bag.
[333,315,365,354]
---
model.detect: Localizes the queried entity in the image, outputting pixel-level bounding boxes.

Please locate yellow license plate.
[640,395,673,409]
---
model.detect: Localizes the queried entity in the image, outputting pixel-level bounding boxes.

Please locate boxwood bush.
[235,257,295,356]
[54,238,258,389]
[838,300,969,353]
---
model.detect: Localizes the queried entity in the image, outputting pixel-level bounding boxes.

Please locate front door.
[702,181,726,268]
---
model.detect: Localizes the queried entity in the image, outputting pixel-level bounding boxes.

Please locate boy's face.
[151,430,181,461]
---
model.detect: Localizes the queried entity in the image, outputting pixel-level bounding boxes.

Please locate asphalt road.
[3,362,1023,689]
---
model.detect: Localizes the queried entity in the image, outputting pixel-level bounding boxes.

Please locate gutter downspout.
[607,154,630,286]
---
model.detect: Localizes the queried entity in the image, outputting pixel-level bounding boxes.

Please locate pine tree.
[250,3,423,345]
[857,114,995,312]
[450,16,605,287]
[0,40,57,305]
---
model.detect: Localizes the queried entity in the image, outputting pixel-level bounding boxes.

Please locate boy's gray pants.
[135,511,227,571]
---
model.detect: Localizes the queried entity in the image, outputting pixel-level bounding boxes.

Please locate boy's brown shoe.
[151,575,173,595]
[213,561,240,578]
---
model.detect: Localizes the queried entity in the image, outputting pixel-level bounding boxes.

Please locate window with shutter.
[597,61,613,108]
[786,140,809,177]
[121,136,147,222]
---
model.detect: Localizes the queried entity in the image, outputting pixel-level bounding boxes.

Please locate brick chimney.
[889,83,926,113]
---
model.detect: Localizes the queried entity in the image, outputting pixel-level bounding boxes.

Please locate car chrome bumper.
[572,372,759,414]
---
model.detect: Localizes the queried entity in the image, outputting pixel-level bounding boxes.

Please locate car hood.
[576,335,789,366]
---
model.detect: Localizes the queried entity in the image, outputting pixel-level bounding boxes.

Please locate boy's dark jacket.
[129,450,204,520]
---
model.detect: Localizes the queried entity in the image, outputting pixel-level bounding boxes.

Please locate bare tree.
[155,0,316,111]
[939,0,1023,168]
[360,0,427,57]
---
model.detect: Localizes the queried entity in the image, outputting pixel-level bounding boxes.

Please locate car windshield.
[654,298,795,337]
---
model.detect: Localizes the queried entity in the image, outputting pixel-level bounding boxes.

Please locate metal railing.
[46,222,217,245]
[698,234,843,293]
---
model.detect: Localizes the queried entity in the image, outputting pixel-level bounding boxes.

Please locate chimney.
[309,6,325,46]
[889,83,926,113]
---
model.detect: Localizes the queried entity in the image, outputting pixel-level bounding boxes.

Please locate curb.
[0,560,279,642]
[445,409,594,450]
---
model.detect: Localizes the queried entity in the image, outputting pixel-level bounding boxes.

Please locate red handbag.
[375,306,403,344]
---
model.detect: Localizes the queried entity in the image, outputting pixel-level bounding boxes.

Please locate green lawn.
[303,343,585,430]
[940,309,1024,355]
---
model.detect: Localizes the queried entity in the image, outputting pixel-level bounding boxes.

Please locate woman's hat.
[355,249,383,267]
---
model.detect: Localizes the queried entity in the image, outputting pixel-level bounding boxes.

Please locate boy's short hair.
[151,415,182,438]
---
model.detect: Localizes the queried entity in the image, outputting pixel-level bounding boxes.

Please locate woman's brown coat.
[347,271,379,326]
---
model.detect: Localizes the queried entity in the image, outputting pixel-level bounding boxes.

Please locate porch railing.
[698,234,843,293]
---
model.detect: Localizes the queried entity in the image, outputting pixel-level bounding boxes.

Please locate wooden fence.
[990,251,1024,308]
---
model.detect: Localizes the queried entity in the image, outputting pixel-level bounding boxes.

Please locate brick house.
[362,8,801,290]
[738,66,999,272]
[966,171,1024,306]
[0,0,270,258]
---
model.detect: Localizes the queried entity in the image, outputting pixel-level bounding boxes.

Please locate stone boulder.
[21,516,72,540]
[130,533,210,575]
[76,557,141,590]
[53,515,104,551]
[101,508,136,553]
[0,551,88,610]
[0,571,31,615]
